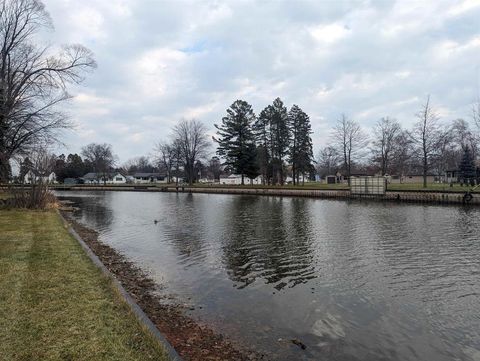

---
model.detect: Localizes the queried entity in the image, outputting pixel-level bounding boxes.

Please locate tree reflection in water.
[222,196,316,290]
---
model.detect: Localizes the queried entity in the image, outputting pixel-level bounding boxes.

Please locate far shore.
[43,182,480,205]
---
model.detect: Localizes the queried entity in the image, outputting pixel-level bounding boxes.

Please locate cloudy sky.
[43,0,480,163]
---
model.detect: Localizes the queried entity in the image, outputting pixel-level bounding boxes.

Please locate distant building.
[388,174,437,184]
[133,173,166,184]
[24,170,56,184]
[219,174,263,185]
[81,172,127,184]
[63,178,78,185]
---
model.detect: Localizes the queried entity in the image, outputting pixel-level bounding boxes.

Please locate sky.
[42,0,480,164]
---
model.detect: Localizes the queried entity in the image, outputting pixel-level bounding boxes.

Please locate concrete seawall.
[50,185,480,205]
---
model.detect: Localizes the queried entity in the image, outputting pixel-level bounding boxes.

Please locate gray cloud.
[43,0,480,162]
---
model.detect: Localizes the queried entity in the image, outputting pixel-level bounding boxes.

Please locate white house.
[24,170,56,184]
[285,174,310,184]
[111,173,127,184]
[219,174,263,185]
[81,172,126,184]
[133,172,167,184]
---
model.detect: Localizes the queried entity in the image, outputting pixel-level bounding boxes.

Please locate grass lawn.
[387,183,479,192]
[0,209,169,361]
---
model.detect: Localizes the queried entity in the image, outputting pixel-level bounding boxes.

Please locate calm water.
[57,191,480,361]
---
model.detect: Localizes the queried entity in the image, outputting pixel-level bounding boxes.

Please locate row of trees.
[319,96,480,187]
[214,98,314,185]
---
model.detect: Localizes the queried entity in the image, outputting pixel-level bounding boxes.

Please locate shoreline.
[51,185,480,205]
[60,210,265,361]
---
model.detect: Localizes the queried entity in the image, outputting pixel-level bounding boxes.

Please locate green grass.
[387,183,479,192]
[0,209,169,361]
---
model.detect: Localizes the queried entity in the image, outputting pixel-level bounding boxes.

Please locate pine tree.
[254,109,272,184]
[214,100,257,185]
[459,146,476,185]
[288,105,314,185]
[258,98,290,185]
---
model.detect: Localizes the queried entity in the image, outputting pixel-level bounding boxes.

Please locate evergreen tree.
[214,100,257,185]
[288,105,314,185]
[459,146,476,185]
[254,110,271,184]
[243,142,260,182]
[260,98,290,185]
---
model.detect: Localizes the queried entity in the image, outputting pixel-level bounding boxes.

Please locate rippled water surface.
[57,191,480,361]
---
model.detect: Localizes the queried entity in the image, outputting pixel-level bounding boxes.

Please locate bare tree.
[451,118,478,158]
[331,114,369,183]
[316,146,340,177]
[473,98,480,130]
[207,156,222,181]
[154,141,178,183]
[0,0,96,181]
[173,119,209,185]
[81,143,116,185]
[122,156,154,174]
[410,96,444,188]
[390,130,414,176]
[30,147,56,178]
[371,117,401,175]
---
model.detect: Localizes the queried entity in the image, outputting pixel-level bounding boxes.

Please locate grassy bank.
[387,183,479,192]
[0,209,169,361]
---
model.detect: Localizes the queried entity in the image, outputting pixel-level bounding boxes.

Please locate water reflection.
[221,197,316,290]
[57,191,480,361]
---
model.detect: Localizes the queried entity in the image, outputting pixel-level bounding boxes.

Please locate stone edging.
[56,210,183,361]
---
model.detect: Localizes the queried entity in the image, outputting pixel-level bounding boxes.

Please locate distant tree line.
[14,95,480,190]
[318,96,480,187]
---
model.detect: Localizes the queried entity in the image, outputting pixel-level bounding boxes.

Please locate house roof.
[82,172,98,179]
[133,172,165,178]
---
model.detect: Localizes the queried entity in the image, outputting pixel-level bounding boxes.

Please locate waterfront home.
[133,172,167,184]
[388,174,437,184]
[444,170,458,184]
[81,172,127,184]
[24,170,57,184]
[219,174,263,185]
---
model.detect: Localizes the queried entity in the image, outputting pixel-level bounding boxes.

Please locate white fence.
[350,176,387,195]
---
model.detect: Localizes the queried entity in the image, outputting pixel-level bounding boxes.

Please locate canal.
[57,191,480,361]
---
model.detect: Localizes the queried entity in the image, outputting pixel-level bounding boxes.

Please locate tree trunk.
[241,173,244,185]
[423,158,427,188]
[0,153,11,183]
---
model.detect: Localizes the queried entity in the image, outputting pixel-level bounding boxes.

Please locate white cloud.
[41,0,480,161]
[310,23,350,44]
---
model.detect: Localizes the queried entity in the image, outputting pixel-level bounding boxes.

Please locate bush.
[3,182,56,209]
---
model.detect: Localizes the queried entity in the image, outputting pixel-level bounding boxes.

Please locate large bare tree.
[316,146,340,177]
[410,96,444,188]
[473,98,480,129]
[81,143,116,185]
[371,117,402,175]
[154,140,179,183]
[331,114,369,183]
[173,119,209,185]
[0,0,96,181]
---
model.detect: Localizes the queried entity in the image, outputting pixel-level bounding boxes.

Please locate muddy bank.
[60,211,265,361]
